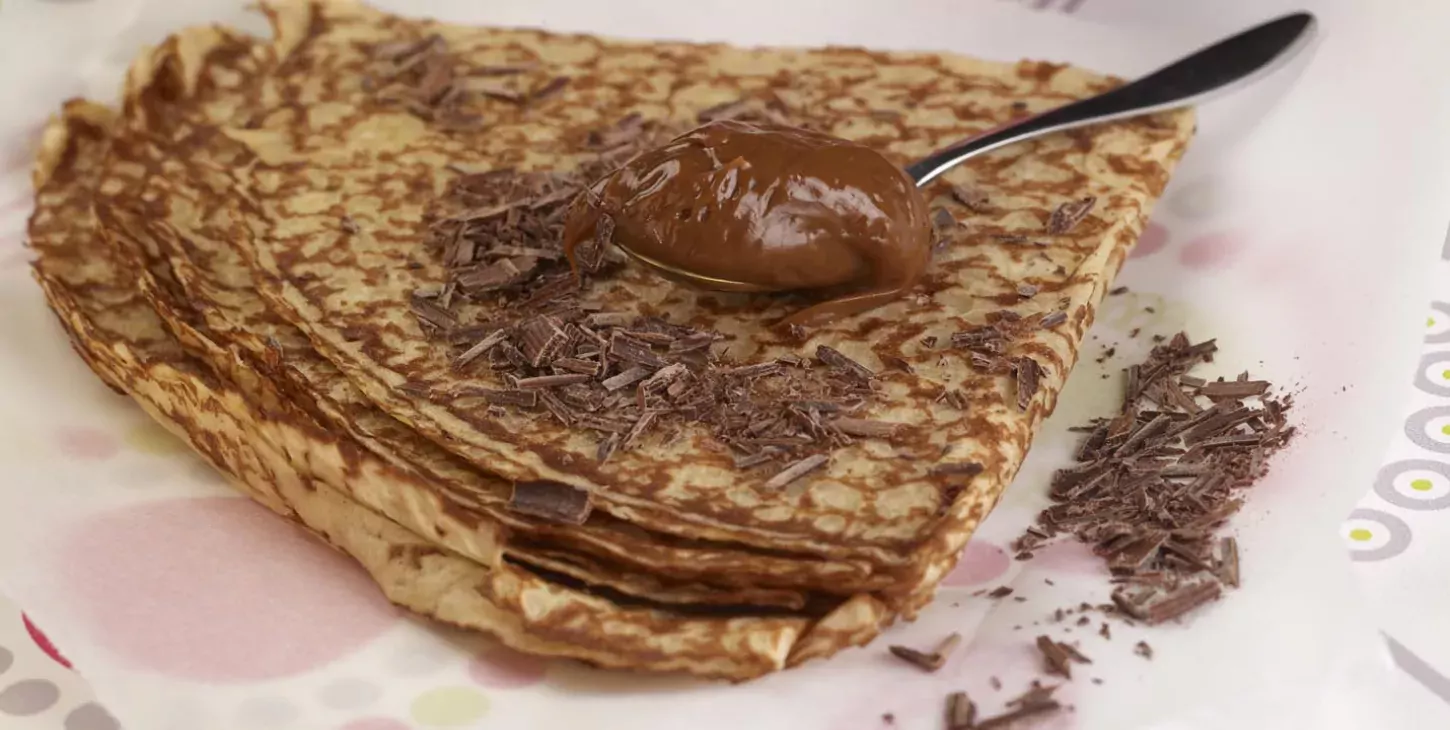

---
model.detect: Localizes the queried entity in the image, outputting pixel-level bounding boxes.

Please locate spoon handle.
[905,12,1317,186]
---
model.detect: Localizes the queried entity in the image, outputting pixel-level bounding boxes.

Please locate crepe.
[224,0,1193,609]
[101,23,879,604]
[29,0,1195,678]
[31,100,881,679]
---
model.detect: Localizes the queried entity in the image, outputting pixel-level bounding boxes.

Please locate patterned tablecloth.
[2,0,1450,728]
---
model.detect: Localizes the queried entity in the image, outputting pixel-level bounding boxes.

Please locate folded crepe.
[33,102,837,679]
[28,0,1193,679]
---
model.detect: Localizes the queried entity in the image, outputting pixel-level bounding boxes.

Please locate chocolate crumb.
[1036,635,1074,678]
[764,454,829,489]
[1135,641,1153,660]
[1218,537,1240,588]
[453,329,510,370]
[473,62,538,77]
[816,345,875,381]
[601,366,652,392]
[1047,196,1097,234]
[1006,682,1057,710]
[976,688,1061,729]
[595,433,620,464]
[553,357,602,376]
[988,586,1014,599]
[517,315,568,367]
[410,295,458,331]
[945,691,976,730]
[733,450,780,469]
[1039,310,1068,329]
[932,461,985,478]
[514,373,591,389]
[1109,286,1129,295]
[530,75,569,101]
[832,418,902,439]
[620,411,658,451]
[1015,357,1042,411]
[508,480,592,524]
[951,184,991,212]
[586,312,632,328]
[480,388,538,408]
[888,632,960,672]
[1197,380,1270,398]
[1018,283,1039,298]
[1112,572,1222,625]
[1060,642,1092,665]
[610,331,665,368]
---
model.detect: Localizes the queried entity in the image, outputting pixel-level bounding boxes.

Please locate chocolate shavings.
[1013,331,1294,628]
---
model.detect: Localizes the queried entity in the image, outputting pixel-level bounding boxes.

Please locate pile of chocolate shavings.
[951,309,1066,411]
[438,303,893,486]
[1014,332,1296,625]
[420,164,613,312]
[364,34,569,128]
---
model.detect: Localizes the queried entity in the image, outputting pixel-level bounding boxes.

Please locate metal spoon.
[620,11,1317,291]
[907,11,1316,185]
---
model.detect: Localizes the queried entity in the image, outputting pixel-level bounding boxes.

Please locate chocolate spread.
[564,120,932,326]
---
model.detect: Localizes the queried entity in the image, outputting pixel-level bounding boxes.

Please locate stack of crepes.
[27,0,1193,680]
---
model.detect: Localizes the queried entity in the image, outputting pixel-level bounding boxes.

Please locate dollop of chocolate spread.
[563,120,932,326]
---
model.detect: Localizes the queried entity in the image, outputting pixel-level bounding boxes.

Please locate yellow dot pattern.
[410,687,489,727]
[1349,528,1373,542]
[1411,479,1434,492]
